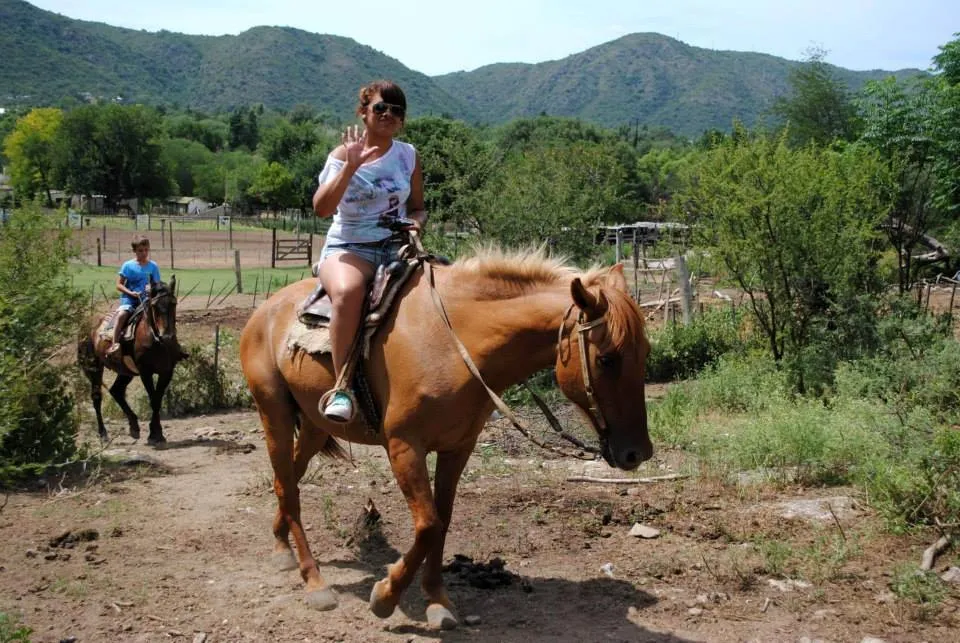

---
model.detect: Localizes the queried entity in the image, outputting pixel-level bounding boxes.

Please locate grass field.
[69,263,313,305]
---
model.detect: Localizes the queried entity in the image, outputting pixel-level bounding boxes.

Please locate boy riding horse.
[107,235,161,358]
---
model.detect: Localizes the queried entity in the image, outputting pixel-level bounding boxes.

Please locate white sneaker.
[322,392,354,423]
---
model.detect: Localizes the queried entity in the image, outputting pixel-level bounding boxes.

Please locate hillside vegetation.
[0,0,922,135]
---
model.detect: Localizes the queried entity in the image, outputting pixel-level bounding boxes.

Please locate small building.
[164,196,209,215]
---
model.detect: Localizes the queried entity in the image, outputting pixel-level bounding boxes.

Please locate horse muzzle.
[602,431,653,471]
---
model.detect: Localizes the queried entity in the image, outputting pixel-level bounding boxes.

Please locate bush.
[647,308,746,382]
[141,338,252,417]
[0,205,84,480]
[0,612,31,643]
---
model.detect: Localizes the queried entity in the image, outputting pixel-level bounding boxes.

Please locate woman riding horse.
[240,247,652,629]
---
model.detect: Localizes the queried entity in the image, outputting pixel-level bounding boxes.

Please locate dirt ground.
[3,298,960,643]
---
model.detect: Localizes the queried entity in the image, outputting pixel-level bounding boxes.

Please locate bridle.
[142,286,177,343]
[424,257,604,458]
[558,303,610,437]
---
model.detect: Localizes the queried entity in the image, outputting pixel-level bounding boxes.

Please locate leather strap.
[425,260,600,458]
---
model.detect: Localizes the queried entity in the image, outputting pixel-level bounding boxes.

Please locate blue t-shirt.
[119,259,161,307]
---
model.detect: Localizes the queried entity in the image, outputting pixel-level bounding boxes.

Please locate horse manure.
[442,554,519,590]
[49,529,99,549]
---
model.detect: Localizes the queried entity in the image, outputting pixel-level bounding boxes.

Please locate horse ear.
[150,273,156,286]
[606,263,628,292]
[169,275,177,293]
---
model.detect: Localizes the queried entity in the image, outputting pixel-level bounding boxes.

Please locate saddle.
[99,304,146,344]
[97,304,148,375]
[292,233,450,431]
[298,258,416,329]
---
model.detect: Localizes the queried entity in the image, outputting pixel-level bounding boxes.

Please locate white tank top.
[318,139,417,244]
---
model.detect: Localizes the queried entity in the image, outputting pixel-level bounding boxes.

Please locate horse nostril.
[623,450,639,466]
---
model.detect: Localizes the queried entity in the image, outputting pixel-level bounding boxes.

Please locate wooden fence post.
[96,237,102,267]
[214,324,220,373]
[234,249,243,294]
[271,227,277,269]
[168,220,175,270]
[675,255,692,326]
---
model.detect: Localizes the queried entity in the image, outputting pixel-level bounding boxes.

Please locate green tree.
[772,50,861,147]
[2,107,63,206]
[473,142,630,261]
[675,130,892,392]
[53,104,173,207]
[160,138,216,197]
[259,119,321,164]
[247,161,295,211]
[228,107,260,151]
[401,117,495,235]
[288,144,334,212]
[858,77,946,293]
[0,204,84,471]
[164,114,229,152]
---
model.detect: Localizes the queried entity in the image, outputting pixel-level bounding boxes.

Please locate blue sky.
[27,0,959,75]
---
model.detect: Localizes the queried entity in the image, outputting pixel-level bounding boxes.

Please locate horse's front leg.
[419,447,473,629]
[143,369,172,445]
[108,374,140,440]
[370,438,454,627]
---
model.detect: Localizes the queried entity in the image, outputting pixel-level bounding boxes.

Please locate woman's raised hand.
[342,125,379,169]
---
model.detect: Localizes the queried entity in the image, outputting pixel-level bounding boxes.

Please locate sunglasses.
[371,101,406,118]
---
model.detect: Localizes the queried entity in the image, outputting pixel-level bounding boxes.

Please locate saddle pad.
[96,312,118,341]
[97,310,138,342]
[286,318,333,356]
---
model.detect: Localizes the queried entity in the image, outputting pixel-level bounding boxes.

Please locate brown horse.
[239,248,652,629]
[78,276,185,445]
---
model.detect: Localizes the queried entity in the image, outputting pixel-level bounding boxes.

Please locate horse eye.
[597,353,618,369]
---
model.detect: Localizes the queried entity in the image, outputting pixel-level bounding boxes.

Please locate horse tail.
[293,406,349,461]
[319,434,349,460]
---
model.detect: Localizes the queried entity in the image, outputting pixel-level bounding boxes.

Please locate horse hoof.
[426,604,459,630]
[129,428,140,440]
[147,435,166,446]
[369,580,396,619]
[305,587,338,611]
[271,551,298,572]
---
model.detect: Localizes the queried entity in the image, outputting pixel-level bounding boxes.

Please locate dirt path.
[2,408,958,643]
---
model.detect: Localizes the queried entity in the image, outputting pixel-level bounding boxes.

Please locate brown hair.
[356,80,407,118]
[131,235,150,250]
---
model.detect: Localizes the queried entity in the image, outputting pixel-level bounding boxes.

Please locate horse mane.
[448,244,645,352]
[450,245,599,299]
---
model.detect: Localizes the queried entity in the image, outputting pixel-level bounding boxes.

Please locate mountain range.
[0,0,924,136]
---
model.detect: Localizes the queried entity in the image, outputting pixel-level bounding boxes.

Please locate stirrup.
[320,390,356,424]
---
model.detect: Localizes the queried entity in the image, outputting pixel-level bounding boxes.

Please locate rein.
[422,257,601,460]
[141,287,175,343]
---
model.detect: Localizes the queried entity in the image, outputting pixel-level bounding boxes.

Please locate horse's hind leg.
[257,397,338,611]
[271,419,328,571]
[108,374,140,440]
[78,338,108,442]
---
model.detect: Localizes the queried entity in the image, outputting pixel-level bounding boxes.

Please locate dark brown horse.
[239,248,652,628]
[78,276,186,445]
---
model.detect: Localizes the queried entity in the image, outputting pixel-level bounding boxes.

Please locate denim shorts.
[320,238,404,268]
